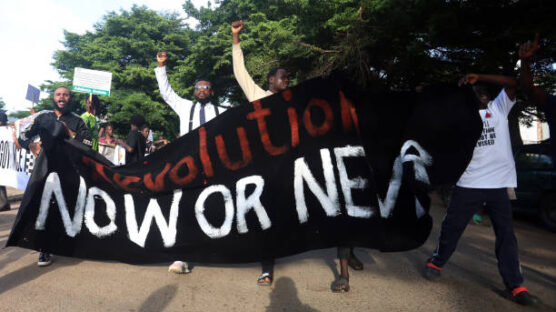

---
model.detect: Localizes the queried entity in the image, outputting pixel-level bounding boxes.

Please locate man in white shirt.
[155,52,226,137]
[424,73,539,306]
[154,51,227,274]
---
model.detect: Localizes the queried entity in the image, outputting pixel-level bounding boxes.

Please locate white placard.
[72,67,112,96]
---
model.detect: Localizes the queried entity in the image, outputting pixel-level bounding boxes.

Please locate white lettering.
[84,187,117,238]
[35,172,86,237]
[235,175,271,233]
[334,146,373,218]
[124,190,182,248]
[195,185,234,239]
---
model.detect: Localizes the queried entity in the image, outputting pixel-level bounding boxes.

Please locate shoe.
[168,261,190,274]
[37,252,52,267]
[424,261,442,281]
[508,287,540,306]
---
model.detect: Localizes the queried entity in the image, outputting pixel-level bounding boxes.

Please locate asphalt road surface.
[1,193,554,312]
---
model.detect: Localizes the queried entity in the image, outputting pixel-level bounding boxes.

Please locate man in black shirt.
[16,87,92,267]
[121,114,147,164]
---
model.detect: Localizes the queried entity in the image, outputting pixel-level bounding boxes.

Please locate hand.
[29,141,42,157]
[519,33,540,60]
[157,51,168,67]
[231,20,244,35]
[458,73,479,86]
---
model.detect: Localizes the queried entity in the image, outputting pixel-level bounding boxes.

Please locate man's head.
[105,123,114,137]
[472,84,490,107]
[267,68,289,93]
[0,111,7,126]
[194,80,214,104]
[53,87,71,114]
[140,124,150,139]
[130,114,146,130]
[86,95,100,115]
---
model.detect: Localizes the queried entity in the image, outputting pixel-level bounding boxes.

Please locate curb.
[8,194,24,203]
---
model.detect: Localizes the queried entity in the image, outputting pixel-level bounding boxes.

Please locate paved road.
[0,193,554,312]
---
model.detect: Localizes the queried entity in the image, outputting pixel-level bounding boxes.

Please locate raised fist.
[157,51,168,67]
[458,73,479,87]
[231,20,244,34]
[519,33,540,60]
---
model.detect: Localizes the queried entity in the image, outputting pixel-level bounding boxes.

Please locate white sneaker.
[168,261,190,274]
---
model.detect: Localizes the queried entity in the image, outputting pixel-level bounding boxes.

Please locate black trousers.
[430,186,523,289]
[0,186,9,211]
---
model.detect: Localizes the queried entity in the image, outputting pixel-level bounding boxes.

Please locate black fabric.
[18,111,91,150]
[7,75,482,264]
[125,130,146,164]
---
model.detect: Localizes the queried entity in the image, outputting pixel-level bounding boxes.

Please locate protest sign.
[72,67,112,96]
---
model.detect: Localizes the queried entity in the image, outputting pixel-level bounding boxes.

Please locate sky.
[0,0,209,113]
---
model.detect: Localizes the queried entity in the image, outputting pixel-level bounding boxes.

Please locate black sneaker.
[424,261,442,281]
[508,287,540,306]
[37,252,52,267]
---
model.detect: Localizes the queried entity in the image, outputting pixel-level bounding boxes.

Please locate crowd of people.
[1,26,553,306]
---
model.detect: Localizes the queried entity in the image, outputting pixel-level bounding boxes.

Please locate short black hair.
[89,95,101,110]
[130,114,146,127]
[195,79,212,86]
[140,124,150,131]
[267,68,287,84]
[105,122,114,129]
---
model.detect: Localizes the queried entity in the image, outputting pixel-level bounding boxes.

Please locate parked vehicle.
[513,141,556,232]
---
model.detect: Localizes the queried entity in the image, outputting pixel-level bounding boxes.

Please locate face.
[106,125,113,137]
[472,86,490,106]
[141,127,150,138]
[269,69,289,92]
[194,81,213,101]
[53,87,70,110]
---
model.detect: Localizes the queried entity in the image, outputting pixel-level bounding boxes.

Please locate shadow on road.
[266,277,319,312]
[137,284,178,312]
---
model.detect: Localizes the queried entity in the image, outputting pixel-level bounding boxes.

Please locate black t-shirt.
[125,130,146,164]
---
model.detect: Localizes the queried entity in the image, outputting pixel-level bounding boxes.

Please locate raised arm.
[459,73,517,100]
[519,34,547,105]
[231,20,269,102]
[154,52,193,113]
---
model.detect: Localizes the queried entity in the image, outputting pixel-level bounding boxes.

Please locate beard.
[197,97,211,105]
[54,100,72,114]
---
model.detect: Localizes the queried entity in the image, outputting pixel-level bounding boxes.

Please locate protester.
[155,52,228,273]
[0,111,10,212]
[232,20,363,289]
[140,124,154,155]
[16,87,92,267]
[519,34,555,162]
[424,73,540,306]
[99,123,117,145]
[120,114,147,164]
[81,94,100,151]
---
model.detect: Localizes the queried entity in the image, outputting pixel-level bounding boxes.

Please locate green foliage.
[41,0,554,142]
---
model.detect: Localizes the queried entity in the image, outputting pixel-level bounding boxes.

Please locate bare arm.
[519,34,547,105]
[459,73,517,100]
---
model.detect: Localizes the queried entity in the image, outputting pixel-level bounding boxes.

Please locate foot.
[507,287,540,306]
[347,254,363,270]
[37,252,52,267]
[331,277,350,293]
[168,261,190,274]
[257,272,273,286]
[424,261,442,281]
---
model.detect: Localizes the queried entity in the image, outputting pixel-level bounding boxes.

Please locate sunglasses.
[195,85,211,90]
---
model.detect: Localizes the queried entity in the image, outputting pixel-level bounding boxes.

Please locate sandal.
[257,272,273,286]
[331,277,350,293]
[348,255,363,271]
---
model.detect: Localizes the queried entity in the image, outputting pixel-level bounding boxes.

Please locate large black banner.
[7,76,482,263]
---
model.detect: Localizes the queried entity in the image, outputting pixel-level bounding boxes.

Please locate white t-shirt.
[456,89,517,188]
